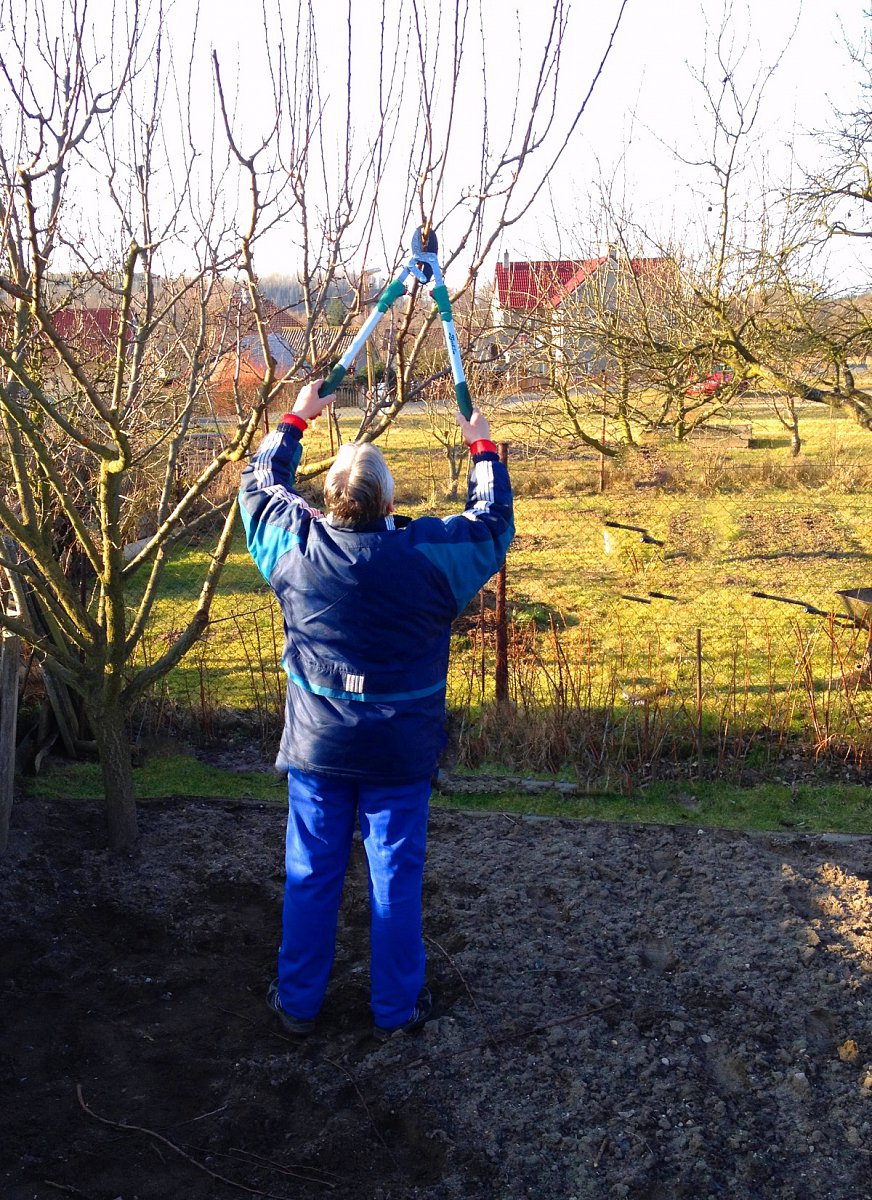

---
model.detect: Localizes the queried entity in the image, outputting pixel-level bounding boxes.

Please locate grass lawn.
[128,392,872,772]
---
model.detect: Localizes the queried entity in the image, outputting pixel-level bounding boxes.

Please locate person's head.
[323,442,395,527]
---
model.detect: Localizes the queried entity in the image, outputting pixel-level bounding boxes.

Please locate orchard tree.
[655,6,872,436]
[0,0,630,849]
[801,7,872,248]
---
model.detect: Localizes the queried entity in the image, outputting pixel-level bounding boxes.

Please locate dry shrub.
[552,475,590,496]
[693,450,744,495]
[757,451,869,493]
[450,614,872,784]
[512,470,555,498]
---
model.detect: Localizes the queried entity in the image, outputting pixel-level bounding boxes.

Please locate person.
[239,378,513,1039]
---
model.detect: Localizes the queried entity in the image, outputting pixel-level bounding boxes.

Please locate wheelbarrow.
[753,587,872,680]
[834,587,872,628]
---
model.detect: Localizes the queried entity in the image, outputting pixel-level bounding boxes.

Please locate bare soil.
[2,794,872,1200]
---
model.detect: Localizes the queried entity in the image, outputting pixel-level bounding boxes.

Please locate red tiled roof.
[51,308,123,344]
[494,259,605,311]
[495,257,669,311]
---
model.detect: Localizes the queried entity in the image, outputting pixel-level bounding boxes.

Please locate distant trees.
[507,6,872,455]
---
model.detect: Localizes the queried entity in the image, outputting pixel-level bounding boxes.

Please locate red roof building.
[494,254,669,314]
[494,258,606,312]
[493,252,672,377]
[51,307,126,354]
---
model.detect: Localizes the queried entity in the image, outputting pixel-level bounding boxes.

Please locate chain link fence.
[133,395,872,781]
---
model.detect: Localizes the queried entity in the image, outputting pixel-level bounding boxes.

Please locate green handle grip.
[456,381,473,419]
[431,284,452,321]
[377,279,407,313]
[320,363,347,398]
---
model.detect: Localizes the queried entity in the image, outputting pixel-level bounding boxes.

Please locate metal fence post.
[495,441,510,704]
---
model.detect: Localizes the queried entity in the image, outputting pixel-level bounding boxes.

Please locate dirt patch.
[735,510,856,559]
[2,795,872,1200]
[666,510,716,561]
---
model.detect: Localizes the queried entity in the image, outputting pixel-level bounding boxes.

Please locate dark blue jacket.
[239,419,514,782]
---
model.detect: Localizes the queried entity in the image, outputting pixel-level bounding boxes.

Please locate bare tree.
[0,0,630,848]
[801,8,872,245]
[0,2,281,848]
[656,6,872,435]
[549,4,872,459]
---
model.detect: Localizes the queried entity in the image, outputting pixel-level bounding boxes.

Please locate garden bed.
[2,795,871,1199]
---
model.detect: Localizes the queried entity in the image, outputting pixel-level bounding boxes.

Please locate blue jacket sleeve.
[238,420,315,583]
[410,449,514,614]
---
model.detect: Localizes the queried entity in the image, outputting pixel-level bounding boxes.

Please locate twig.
[179,1143,340,1188]
[42,1184,93,1200]
[175,1103,229,1126]
[487,999,621,1049]
[593,1136,609,1168]
[75,1085,317,1197]
[323,1058,401,1174]
[229,1145,342,1186]
[425,934,499,1052]
[217,1005,259,1026]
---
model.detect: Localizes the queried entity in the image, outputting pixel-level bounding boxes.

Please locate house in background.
[51,307,127,354]
[493,249,670,377]
[211,324,363,417]
[45,308,130,385]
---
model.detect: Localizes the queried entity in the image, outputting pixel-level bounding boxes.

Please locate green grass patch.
[125,395,871,771]
[27,753,286,805]
[434,778,872,834]
[26,751,872,835]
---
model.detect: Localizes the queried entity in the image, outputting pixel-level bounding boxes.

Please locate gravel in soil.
[2,795,872,1200]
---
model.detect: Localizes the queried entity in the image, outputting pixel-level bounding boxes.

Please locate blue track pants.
[278,767,431,1029]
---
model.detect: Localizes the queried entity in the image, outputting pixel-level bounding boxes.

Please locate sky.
[199,0,869,286]
[4,0,868,289]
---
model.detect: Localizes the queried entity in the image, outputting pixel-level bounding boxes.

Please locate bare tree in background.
[526,4,872,467]
[0,0,629,848]
[646,7,872,438]
[801,8,872,247]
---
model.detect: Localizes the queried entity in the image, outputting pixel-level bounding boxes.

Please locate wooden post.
[598,373,607,494]
[599,410,607,494]
[0,628,20,853]
[494,442,509,704]
[696,627,704,777]
[2,542,86,757]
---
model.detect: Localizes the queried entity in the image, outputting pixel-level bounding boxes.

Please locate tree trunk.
[788,408,802,457]
[446,444,462,499]
[0,630,19,854]
[617,360,636,446]
[87,700,139,851]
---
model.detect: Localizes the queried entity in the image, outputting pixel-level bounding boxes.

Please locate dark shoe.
[373,987,434,1041]
[266,979,316,1036]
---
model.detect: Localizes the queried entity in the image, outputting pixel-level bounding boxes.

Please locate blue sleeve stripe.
[240,504,301,583]
[413,534,510,613]
[287,671,446,703]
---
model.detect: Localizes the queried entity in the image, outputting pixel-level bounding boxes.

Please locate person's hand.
[291,378,329,422]
[456,406,491,445]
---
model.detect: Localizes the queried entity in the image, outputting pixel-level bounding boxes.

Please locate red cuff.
[467,439,497,457]
[279,413,308,432]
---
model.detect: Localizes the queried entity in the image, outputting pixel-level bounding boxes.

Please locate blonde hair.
[323,442,394,527]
